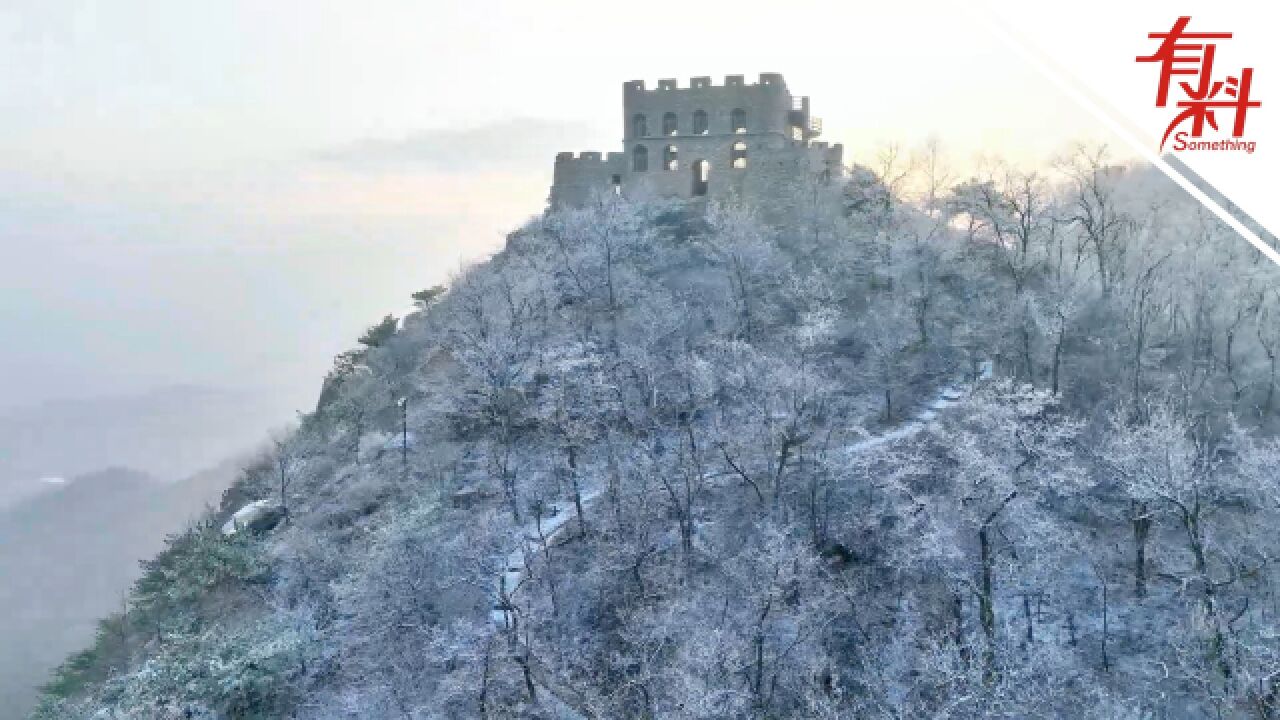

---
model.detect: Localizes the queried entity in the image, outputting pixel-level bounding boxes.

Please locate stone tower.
[550,73,843,209]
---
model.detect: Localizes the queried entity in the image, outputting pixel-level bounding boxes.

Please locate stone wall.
[622,73,794,142]
[550,151,626,206]
[548,73,843,214]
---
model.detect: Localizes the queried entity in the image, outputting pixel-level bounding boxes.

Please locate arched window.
[664,144,678,171]
[692,159,710,196]
[731,108,746,134]
[731,141,747,169]
[633,113,648,138]
[663,112,678,136]
[633,144,648,172]
[693,109,708,135]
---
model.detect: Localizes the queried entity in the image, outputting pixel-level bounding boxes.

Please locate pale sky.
[0,0,1117,413]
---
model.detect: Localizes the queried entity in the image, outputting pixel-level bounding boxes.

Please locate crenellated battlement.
[623,73,790,95]
[552,73,842,209]
[555,151,626,164]
[552,151,626,200]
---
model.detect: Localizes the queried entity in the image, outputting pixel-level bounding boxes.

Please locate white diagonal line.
[984,14,1280,270]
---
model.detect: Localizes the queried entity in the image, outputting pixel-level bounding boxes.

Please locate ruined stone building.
[549,73,844,209]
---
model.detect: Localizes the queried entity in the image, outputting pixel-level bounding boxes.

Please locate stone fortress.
[550,73,844,208]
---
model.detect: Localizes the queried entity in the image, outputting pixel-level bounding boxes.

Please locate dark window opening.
[633,145,648,172]
[692,159,710,196]
[633,113,648,138]
[663,112,678,136]
[664,145,678,171]
[731,141,747,169]
[731,108,746,134]
[693,109,708,135]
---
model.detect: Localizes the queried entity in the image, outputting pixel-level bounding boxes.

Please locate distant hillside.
[0,460,241,720]
[0,385,294,508]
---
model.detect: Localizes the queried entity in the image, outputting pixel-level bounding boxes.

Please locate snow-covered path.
[490,485,604,627]
[490,361,990,629]
[486,364,989,718]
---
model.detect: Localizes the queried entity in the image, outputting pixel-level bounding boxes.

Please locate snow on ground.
[220,498,277,536]
[491,363,992,628]
[486,366,991,720]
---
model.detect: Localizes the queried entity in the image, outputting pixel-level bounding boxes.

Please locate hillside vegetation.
[34,146,1280,719]
[0,461,241,719]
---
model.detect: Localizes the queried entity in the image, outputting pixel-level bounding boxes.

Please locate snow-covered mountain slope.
[31,164,1280,719]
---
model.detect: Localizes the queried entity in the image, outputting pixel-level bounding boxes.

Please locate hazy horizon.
[1,1,1118,417]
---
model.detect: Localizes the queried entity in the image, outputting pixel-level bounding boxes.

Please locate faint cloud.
[313,118,595,173]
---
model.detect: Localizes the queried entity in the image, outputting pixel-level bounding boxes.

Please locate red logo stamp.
[1137,17,1260,153]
